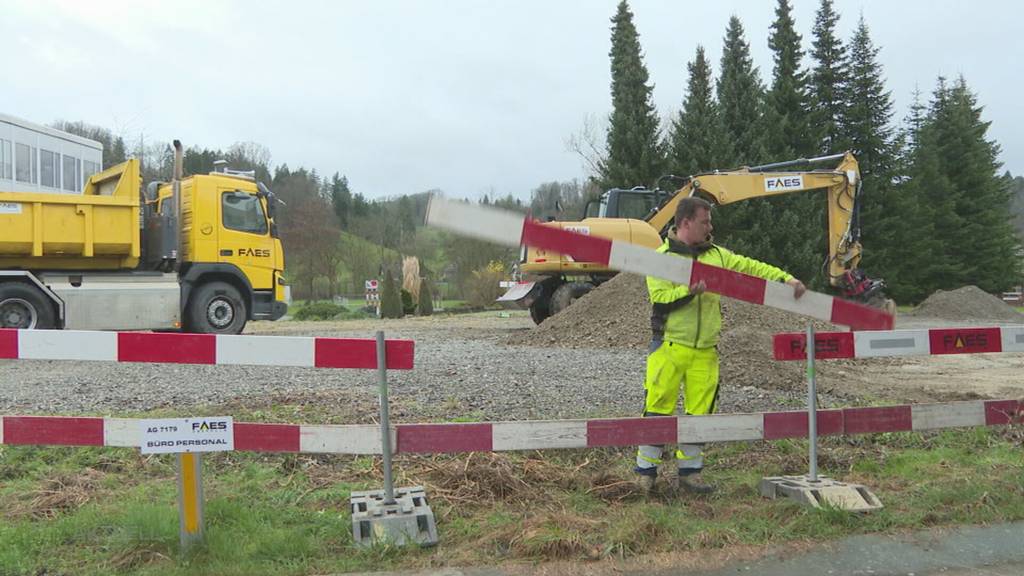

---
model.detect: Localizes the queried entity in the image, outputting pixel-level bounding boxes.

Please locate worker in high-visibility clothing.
[636,197,806,494]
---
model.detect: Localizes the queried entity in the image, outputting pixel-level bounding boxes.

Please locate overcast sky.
[2,0,1019,199]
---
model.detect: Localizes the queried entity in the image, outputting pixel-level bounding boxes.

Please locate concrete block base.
[350,486,438,547]
[759,475,883,512]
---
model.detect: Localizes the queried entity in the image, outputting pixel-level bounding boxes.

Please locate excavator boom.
[506,152,892,324]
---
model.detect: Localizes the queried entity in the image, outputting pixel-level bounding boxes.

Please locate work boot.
[637,474,656,494]
[678,471,715,495]
[634,467,657,494]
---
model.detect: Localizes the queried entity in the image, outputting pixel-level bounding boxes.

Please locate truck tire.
[549,282,594,316]
[0,283,56,329]
[529,298,551,325]
[186,281,247,335]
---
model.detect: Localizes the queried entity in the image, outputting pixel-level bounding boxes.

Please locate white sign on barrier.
[140,417,235,454]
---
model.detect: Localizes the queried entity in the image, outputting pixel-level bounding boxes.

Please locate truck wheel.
[186,282,247,334]
[549,282,594,316]
[529,299,551,325]
[0,283,56,329]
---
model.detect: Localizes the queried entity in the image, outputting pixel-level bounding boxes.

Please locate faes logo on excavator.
[765,176,804,191]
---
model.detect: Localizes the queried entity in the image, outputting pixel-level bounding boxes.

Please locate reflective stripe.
[636,445,663,470]
[677,444,704,470]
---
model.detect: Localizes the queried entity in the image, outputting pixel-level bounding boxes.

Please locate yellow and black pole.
[177,452,204,550]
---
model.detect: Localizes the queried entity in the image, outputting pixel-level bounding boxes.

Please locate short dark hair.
[675,196,713,228]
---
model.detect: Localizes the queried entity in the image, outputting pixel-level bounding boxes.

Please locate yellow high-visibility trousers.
[635,341,719,475]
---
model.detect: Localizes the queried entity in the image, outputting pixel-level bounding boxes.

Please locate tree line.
[598,0,1022,302]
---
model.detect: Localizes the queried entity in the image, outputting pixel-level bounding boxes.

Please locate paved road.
[347,521,1024,576]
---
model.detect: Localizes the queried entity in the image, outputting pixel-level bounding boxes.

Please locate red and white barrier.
[0,329,414,369]
[3,399,1018,454]
[774,325,1024,360]
[425,196,893,331]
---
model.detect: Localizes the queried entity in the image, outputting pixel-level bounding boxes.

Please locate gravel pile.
[508,273,849,391]
[907,285,1024,323]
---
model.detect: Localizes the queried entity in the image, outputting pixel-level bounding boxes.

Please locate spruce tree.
[839,17,901,302]
[809,0,847,154]
[380,270,403,319]
[713,16,773,262]
[762,0,824,286]
[767,0,814,158]
[716,16,767,165]
[598,0,664,190]
[667,46,724,176]
[417,279,434,316]
[913,77,1021,293]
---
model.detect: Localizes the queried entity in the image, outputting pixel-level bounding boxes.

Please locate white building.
[0,113,103,194]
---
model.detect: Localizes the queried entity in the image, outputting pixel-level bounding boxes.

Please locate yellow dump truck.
[0,141,287,333]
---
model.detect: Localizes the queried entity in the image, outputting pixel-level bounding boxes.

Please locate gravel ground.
[0,312,844,422]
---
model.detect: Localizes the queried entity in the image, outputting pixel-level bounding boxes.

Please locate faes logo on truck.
[237,248,271,257]
[765,176,804,192]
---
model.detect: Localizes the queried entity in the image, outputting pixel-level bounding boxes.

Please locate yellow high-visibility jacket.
[647,234,793,349]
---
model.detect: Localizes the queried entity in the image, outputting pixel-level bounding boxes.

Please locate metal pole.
[177,452,204,551]
[376,330,396,504]
[806,323,818,482]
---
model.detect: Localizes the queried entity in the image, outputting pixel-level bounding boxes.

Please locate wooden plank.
[677,413,764,443]
[492,420,587,451]
[912,401,985,430]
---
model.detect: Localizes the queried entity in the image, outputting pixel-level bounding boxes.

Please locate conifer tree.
[809,0,847,154]
[713,16,773,262]
[380,270,403,318]
[716,16,767,165]
[667,46,724,176]
[767,0,814,158]
[598,0,664,190]
[911,77,1022,293]
[839,17,901,301]
[417,278,434,316]
[762,0,824,286]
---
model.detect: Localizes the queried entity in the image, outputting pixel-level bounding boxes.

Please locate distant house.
[0,113,103,194]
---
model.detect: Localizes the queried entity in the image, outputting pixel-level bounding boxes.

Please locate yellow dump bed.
[0,160,141,270]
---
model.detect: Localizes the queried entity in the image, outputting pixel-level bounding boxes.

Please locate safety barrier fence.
[0,327,415,550]
[3,398,1020,454]
[774,325,1024,360]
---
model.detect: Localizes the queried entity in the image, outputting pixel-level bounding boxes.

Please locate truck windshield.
[222,191,268,235]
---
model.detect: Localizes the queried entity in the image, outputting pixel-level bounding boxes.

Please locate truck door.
[217,189,276,291]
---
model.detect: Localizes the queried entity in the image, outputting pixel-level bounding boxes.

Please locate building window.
[63,154,80,192]
[83,160,99,186]
[16,143,37,184]
[40,149,58,188]
[0,140,12,180]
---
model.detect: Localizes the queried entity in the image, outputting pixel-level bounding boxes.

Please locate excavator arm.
[650,152,865,290]
[504,151,892,324]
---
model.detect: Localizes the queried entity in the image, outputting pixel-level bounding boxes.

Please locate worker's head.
[674,197,713,245]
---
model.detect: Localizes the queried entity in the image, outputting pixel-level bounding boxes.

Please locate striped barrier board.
[0,329,414,369]
[774,325,1024,360]
[3,399,1019,453]
[425,196,893,331]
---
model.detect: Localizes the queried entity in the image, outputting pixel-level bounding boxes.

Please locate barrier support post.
[807,323,818,482]
[377,330,396,504]
[177,452,204,551]
[349,330,438,547]
[758,322,883,512]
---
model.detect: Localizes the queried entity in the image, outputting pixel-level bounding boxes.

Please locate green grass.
[1,425,1022,574]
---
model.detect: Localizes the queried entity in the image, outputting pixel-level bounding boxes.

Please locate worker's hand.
[689,280,706,296]
[787,278,806,299]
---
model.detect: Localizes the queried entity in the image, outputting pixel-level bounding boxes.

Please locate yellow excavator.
[499,152,894,324]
